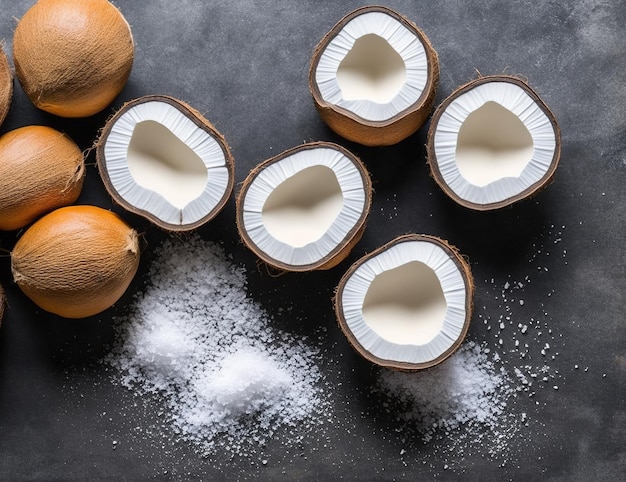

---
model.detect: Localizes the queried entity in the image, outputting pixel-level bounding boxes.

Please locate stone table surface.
[0,1,624,480]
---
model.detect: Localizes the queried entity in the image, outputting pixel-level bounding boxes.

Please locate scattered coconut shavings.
[106,235,328,456]
[476,225,567,398]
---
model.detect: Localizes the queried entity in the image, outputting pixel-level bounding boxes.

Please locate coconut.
[96,95,235,231]
[236,142,372,271]
[334,234,474,371]
[309,5,439,146]
[11,205,140,319]
[12,0,134,118]
[0,284,5,328]
[0,44,13,127]
[427,75,561,210]
[0,125,85,231]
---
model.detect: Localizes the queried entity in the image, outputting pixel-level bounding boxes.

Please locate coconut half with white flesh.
[96,95,234,231]
[236,142,372,272]
[427,75,561,210]
[335,234,474,371]
[309,5,439,146]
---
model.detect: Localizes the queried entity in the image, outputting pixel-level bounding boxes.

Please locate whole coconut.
[0,125,84,231]
[0,45,13,127]
[11,205,140,318]
[13,0,134,118]
[0,285,5,328]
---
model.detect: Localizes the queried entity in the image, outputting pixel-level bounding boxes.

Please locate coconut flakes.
[107,235,327,456]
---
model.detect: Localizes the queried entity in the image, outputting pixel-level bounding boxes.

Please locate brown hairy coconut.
[0,285,5,328]
[236,142,372,272]
[11,205,140,319]
[0,125,84,231]
[13,0,134,118]
[334,234,474,371]
[309,5,439,146]
[96,95,235,231]
[0,44,13,127]
[426,75,561,210]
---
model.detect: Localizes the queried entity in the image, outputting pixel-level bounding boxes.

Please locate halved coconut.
[427,75,561,210]
[0,44,12,127]
[309,5,439,146]
[335,234,474,371]
[96,95,234,231]
[236,142,372,271]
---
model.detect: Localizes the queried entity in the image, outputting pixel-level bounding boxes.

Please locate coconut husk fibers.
[96,95,235,232]
[309,5,439,147]
[236,141,373,272]
[12,0,134,118]
[0,125,85,231]
[0,44,13,128]
[334,234,475,371]
[426,74,562,211]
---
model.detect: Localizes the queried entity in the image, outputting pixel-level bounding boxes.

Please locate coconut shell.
[0,125,85,231]
[236,141,372,272]
[13,0,134,118]
[309,5,439,146]
[96,95,235,231]
[0,43,13,128]
[334,234,474,371]
[426,75,562,210]
[11,205,140,319]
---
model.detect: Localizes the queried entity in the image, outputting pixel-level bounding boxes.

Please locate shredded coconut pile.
[106,235,326,456]
[378,341,518,448]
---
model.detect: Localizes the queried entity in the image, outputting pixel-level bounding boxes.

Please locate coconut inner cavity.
[336,34,406,104]
[362,261,447,345]
[262,165,344,248]
[127,120,208,209]
[455,101,534,187]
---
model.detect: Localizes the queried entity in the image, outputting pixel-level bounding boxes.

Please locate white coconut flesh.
[455,101,534,187]
[102,100,230,226]
[261,165,344,248]
[340,240,468,365]
[433,81,557,205]
[241,147,367,267]
[314,11,428,121]
[336,33,406,104]
[126,120,208,209]
[362,261,447,346]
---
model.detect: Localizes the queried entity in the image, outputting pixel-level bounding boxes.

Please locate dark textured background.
[0,1,624,480]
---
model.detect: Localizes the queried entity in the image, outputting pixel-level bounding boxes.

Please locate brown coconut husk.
[96,95,235,232]
[334,234,475,371]
[11,205,140,319]
[12,0,134,118]
[0,125,85,231]
[309,5,439,147]
[0,284,5,327]
[236,141,373,272]
[0,43,13,128]
[426,74,562,210]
